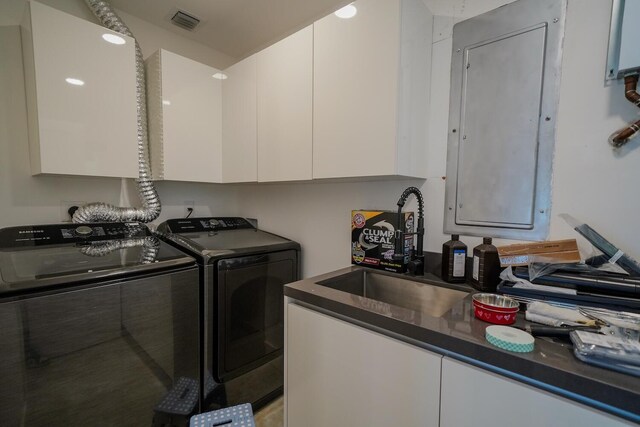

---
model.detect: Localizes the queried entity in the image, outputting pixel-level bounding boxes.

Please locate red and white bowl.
[472,293,519,325]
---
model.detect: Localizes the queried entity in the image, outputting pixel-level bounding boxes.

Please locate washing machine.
[0,222,201,427]
[157,217,301,411]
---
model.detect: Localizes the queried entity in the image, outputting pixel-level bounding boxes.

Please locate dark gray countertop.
[284,265,640,424]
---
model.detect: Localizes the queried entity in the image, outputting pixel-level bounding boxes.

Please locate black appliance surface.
[499,267,640,312]
[497,281,640,312]
[160,217,296,258]
[0,223,200,427]
[158,217,301,411]
[0,222,192,294]
[512,266,640,296]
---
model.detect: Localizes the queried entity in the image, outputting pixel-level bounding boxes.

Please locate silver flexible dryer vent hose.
[79,237,161,264]
[73,0,161,223]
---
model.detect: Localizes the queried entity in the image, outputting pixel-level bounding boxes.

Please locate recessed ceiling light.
[334,4,357,19]
[162,100,171,106]
[65,78,85,86]
[212,73,228,80]
[102,33,126,45]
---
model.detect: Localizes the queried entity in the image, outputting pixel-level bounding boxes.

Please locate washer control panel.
[164,217,254,233]
[0,222,149,247]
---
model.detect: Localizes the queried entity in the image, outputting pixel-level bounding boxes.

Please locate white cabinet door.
[222,55,257,183]
[21,1,137,178]
[313,0,432,179]
[286,303,441,427]
[146,49,222,183]
[257,26,313,182]
[440,358,634,427]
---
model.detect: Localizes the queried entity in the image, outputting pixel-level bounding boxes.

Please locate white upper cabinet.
[256,25,313,182]
[313,0,432,179]
[146,49,223,183]
[21,1,138,178]
[222,54,257,183]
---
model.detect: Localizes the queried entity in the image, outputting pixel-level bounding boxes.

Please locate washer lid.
[0,223,194,295]
[167,229,300,260]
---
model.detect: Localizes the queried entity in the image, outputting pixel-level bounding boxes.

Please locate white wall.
[549,0,640,254]
[0,0,238,228]
[236,178,425,277]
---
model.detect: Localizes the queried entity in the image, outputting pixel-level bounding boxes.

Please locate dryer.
[158,217,301,411]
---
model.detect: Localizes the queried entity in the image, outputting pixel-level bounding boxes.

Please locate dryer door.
[216,250,298,381]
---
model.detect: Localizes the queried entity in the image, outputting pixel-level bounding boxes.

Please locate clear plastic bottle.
[441,235,467,283]
[470,237,501,291]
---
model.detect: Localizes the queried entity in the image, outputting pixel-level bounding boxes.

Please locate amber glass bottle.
[441,235,467,283]
[470,237,501,291]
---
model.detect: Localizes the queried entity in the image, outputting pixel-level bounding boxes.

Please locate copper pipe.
[624,75,640,107]
[611,119,640,148]
[610,74,640,148]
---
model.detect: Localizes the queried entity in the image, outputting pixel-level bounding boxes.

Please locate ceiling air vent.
[171,10,200,31]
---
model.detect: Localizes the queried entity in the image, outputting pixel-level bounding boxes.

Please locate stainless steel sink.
[316,269,469,317]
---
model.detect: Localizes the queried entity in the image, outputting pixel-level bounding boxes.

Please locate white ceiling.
[0,0,518,61]
[109,0,354,59]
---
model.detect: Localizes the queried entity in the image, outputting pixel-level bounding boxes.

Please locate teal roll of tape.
[486,325,535,353]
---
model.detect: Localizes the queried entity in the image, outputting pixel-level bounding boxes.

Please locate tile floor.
[254,396,284,427]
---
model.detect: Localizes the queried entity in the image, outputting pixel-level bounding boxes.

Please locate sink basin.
[316,269,469,317]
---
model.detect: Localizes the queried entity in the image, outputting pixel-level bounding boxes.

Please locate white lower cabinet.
[286,304,635,427]
[285,303,441,427]
[440,357,634,427]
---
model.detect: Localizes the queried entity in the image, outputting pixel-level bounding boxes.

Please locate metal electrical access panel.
[607,0,640,80]
[443,0,567,241]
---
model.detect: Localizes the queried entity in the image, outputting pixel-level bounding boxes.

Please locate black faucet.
[393,186,425,276]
